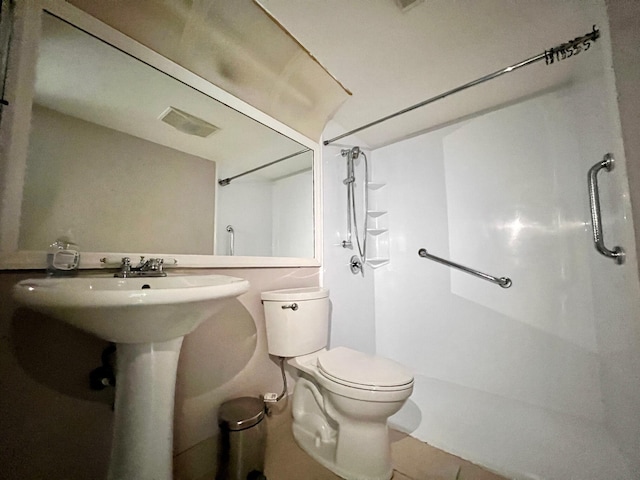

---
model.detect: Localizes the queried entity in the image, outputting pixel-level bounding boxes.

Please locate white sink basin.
[13,274,249,343]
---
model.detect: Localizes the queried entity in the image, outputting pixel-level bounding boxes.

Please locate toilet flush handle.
[281,303,298,311]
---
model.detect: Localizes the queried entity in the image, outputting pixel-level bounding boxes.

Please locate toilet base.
[291,377,394,480]
[292,420,393,480]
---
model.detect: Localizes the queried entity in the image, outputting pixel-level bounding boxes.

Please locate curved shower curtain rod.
[323,26,600,146]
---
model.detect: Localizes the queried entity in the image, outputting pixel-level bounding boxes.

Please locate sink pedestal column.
[108,337,184,480]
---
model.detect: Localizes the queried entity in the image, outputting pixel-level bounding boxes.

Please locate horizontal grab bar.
[418,248,512,288]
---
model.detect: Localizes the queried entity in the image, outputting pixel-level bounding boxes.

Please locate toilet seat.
[317,347,414,392]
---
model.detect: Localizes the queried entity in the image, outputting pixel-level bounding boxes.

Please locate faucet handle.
[100,256,132,268]
[121,257,132,273]
[148,258,163,271]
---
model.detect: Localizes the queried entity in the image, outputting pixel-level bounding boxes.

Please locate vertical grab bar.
[226,225,235,256]
[587,153,625,264]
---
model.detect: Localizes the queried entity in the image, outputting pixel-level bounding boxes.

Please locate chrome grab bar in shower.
[418,248,512,288]
[587,153,625,265]
[226,225,235,256]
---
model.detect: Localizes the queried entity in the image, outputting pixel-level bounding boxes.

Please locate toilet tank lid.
[261,287,329,301]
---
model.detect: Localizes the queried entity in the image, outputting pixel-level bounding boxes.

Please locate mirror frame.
[0,0,322,270]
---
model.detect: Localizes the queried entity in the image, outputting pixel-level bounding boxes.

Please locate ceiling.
[257,0,610,149]
[37,1,611,160]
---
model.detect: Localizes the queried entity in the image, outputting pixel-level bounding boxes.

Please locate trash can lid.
[218,397,265,431]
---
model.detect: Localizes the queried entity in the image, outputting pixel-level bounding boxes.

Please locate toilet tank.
[261,287,329,357]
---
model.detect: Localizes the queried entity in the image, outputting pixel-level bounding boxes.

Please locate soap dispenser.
[47,239,80,276]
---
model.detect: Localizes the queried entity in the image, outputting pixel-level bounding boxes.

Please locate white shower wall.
[369,66,640,479]
[215,180,272,256]
[271,169,314,258]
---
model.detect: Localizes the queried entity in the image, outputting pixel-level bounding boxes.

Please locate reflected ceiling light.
[158,106,219,137]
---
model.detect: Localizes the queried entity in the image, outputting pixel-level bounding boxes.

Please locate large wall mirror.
[0,2,320,268]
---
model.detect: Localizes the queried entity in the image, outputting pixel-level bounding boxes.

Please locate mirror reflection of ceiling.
[36,12,304,181]
[66,0,351,142]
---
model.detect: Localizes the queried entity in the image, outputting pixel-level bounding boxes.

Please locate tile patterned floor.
[262,402,508,480]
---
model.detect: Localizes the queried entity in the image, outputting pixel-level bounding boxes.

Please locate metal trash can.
[216,397,267,480]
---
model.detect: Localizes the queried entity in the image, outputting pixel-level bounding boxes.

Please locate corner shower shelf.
[364,180,389,268]
[367,210,387,218]
[366,258,390,268]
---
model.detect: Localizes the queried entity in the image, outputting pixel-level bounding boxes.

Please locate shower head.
[340,146,361,159]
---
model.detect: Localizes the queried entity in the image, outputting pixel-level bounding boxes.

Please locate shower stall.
[322,11,640,480]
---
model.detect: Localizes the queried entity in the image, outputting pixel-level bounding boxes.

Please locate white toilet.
[261,287,414,480]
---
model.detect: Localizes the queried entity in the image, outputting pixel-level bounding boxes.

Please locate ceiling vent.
[394,0,424,12]
[158,106,219,138]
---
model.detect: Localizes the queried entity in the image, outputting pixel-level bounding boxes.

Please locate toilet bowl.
[261,287,414,480]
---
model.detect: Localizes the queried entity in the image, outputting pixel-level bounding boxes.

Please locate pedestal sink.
[13,274,250,480]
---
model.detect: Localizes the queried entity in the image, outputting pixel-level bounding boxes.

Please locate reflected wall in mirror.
[216,148,314,258]
[6,7,316,264]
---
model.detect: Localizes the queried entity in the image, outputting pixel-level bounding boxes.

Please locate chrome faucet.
[114,256,167,278]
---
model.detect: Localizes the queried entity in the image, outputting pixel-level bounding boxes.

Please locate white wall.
[370,64,640,479]
[605,0,640,474]
[272,168,314,258]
